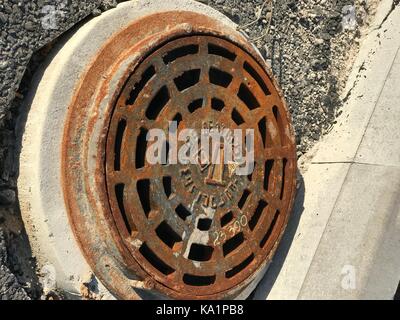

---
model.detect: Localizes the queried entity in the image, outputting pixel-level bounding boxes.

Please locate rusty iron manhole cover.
[60,9,296,300]
[105,35,296,298]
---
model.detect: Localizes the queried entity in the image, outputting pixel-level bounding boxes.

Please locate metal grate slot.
[238,189,251,210]
[209,67,233,88]
[273,105,286,146]
[146,86,170,120]
[221,211,234,227]
[188,243,214,262]
[280,159,288,200]
[163,44,199,64]
[258,117,267,148]
[162,176,172,198]
[238,83,260,110]
[156,221,182,249]
[174,69,201,91]
[243,61,271,96]
[249,200,268,231]
[175,204,191,221]
[264,160,274,192]
[188,98,204,113]
[139,243,175,275]
[208,43,236,61]
[114,119,126,171]
[211,98,225,111]
[115,183,136,235]
[223,233,244,256]
[226,254,254,279]
[183,274,216,286]
[126,65,156,105]
[197,218,212,231]
[137,179,151,217]
[135,128,148,169]
[260,210,280,248]
[231,108,245,126]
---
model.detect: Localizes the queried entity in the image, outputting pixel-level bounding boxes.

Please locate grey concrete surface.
[356,55,400,167]
[299,164,400,299]
[254,1,400,300]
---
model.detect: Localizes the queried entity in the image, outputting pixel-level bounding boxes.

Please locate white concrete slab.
[299,164,400,300]
[356,49,400,167]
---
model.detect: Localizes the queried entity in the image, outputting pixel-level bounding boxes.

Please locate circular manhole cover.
[104,35,296,298]
[30,5,301,300]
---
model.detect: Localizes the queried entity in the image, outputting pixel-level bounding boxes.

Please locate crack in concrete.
[370,0,398,32]
[342,61,367,104]
[311,160,400,168]
[376,0,397,29]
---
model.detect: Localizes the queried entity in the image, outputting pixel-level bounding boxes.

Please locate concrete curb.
[254,0,400,300]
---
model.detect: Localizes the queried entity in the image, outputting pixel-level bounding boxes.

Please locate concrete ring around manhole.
[17,0,297,300]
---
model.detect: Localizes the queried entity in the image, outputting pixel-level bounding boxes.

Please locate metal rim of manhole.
[61,8,297,300]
